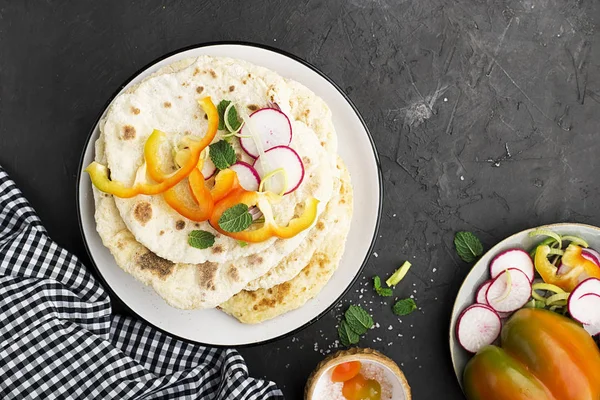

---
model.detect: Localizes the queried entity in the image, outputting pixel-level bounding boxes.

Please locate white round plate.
[77,42,382,347]
[449,223,600,389]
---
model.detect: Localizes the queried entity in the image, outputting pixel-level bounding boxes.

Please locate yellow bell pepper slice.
[85,97,218,198]
[535,244,600,292]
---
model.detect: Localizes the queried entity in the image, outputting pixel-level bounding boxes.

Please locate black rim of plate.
[76,41,383,348]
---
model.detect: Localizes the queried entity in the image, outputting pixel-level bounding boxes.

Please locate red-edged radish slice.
[490,249,534,282]
[582,248,600,267]
[476,281,493,304]
[202,157,217,180]
[229,162,260,191]
[456,304,501,353]
[254,146,304,195]
[239,108,292,158]
[584,323,600,337]
[569,293,600,326]
[571,277,600,301]
[486,269,532,313]
[475,280,511,318]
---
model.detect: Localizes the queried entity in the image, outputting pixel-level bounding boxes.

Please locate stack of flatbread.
[92,56,353,323]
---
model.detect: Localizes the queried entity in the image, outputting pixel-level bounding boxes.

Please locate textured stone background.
[1,0,599,398]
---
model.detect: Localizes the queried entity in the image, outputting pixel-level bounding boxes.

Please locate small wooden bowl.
[305,348,411,399]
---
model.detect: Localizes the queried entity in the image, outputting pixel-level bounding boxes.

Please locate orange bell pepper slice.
[208,187,319,243]
[85,97,218,198]
[162,169,214,222]
[210,169,242,203]
[535,244,600,291]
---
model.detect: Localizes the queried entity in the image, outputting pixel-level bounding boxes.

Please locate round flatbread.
[100,56,337,265]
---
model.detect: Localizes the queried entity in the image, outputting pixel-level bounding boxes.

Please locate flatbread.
[90,56,354,317]
[94,134,351,309]
[220,163,353,323]
[100,55,336,265]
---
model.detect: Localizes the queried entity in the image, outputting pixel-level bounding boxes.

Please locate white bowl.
[448,223,600,389]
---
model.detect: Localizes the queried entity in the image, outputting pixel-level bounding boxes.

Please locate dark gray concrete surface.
[1,0,599,398]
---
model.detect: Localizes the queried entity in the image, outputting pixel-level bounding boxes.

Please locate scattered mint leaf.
[373,276,393,297]
[218,204,252,233]
[338,320,360,347]
[345,305,374,335]
[393,298,417,316]
[225,104,242,132]
[209,140,236,170]
[454,231,484,263]
[188,230,215,249]
[217,100,230,131]
[237,240,248,247]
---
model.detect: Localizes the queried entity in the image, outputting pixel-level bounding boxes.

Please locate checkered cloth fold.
[0,165,283,399]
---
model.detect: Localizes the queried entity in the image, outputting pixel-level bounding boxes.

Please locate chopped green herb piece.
[386,261,412,287]
[373,276,393,297]
[454,231,484,263]
[188,230,215,249]
[237,240,248,247]
[218,204,252,233]
[338,320,360,346]
[209,140,236,170]
[345,305,374,335]
[393,298,417,316]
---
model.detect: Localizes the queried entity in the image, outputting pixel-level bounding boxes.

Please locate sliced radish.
[229,162,260,191]
[456,304,501,353]
[582,248,600,267]
[569,293,600,326]
[490,249,534,282]
[571,277,600,301]
[202,157,216,180]
[475,280,511,318]
[486,269,532,313]
[584,323,600,337]
[254,146,304,195]
[476,281,493,304]
[239,108,292,158]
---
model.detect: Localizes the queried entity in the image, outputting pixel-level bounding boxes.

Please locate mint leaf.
[218,204,252,233]
[345,305,374,335]
[373,276,393,297]
[225,104,242,132]
[454,231,484,263]
[393,298,417,316]
[209,140,236,170]
[217,100,230,131]
[237,240,248,247]
[188,230,215,249]
[338,320,360,347]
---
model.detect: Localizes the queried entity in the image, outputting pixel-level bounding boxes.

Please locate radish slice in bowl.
[476,281,512,318]
[476,281,493,304]
[456,304,501,353]
[581,248,600,267]
[486,268,532,313]
[569,293,600,326]
[229,162,260,191]
[584,323,600,337]
[239,108,292,158]
[490,249,534,282]
[254,146,304,195]
[570,277,600,301]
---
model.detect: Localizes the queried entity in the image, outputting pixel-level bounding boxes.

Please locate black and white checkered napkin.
[0,165,284,399]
